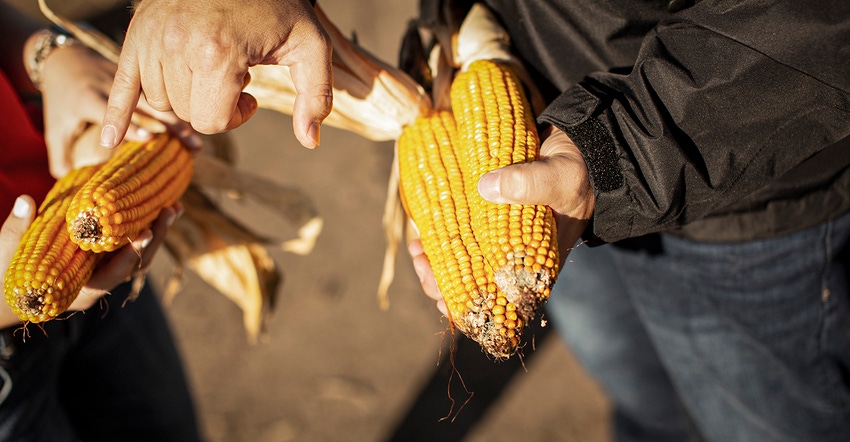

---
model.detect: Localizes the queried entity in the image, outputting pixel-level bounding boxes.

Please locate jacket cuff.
[538,84,627,245]
[539,85,624,194]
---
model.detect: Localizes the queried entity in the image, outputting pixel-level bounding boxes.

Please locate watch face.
[54,34,71,46]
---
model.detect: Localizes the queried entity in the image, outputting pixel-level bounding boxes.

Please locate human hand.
[408,126,595,315]
[0,195,180,329]
[37,41,200,178]
[477,125,594,262]
[101,0,333,149]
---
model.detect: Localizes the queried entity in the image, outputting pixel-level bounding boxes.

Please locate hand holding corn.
[409,126,596,320]
[0,194,179,328]
[4,131,193,324]
[398,60,576,358]
[478,126,595,257]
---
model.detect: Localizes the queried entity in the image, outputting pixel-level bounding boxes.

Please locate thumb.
[286,23,333,149]
[478,160,564,209]
[478,152,595,270]
[477,127,594,219]
[1,196,35,254]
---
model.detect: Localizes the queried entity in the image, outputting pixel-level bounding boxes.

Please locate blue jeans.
[0,281,200,441]
[609,212,850,441]
[548,244,696,442]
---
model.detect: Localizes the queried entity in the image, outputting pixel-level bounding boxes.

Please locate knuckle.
[111,65,139,91]
[106,102,132,121]
[193,39,234,70]
[145,97,172,112]
[316,29,333,56]
[161,23,190,56]
[169,106,191,124]
[294,18,332,53]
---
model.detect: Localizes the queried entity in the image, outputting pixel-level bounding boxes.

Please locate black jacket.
[484,0,850,243]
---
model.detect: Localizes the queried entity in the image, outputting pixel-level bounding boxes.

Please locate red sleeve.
[0,69,54,216]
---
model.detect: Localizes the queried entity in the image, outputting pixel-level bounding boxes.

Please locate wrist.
[24,28,81,91]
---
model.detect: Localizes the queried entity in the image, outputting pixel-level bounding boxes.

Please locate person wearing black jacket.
[472,1,850,441]
[108,0,850,440]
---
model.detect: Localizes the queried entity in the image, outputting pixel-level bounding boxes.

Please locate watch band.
[26,28,80,91]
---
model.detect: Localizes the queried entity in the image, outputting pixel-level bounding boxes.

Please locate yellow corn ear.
[398,59,558,359]
[4,165,105,323]
[67,133,194,253]
[399,110,490,337]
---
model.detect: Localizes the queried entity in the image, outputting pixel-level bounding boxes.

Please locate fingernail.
[478,170,506,203]
[12,197,30,218]
[100,124,117,147]
[173,202,185,219]
[165,211,176,226]
[140,237,152,248]
[307,122,320,148]
[135,127,151,138]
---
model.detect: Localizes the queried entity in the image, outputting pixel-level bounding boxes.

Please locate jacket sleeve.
[537,0,850,243]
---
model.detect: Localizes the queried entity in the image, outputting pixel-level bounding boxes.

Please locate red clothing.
[0,69,54,216]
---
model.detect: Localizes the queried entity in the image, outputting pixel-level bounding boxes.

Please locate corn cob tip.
[8,286,68,323]
[456,263,552,360]
[70,211,101,242]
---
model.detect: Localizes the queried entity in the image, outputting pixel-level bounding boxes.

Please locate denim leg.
[548,244,695,442]
[610,213,850,442]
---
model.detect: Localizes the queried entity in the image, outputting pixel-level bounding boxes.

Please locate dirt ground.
[14,0,612,440]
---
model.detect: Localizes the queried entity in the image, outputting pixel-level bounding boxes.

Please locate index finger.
[101,45,143,148]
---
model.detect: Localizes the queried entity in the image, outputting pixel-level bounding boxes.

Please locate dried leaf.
[163,187,281,343]
[191,154,322,255]
[245,5,432,141]
[188,243,278,344]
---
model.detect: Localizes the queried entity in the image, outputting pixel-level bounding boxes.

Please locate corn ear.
[398,59,558,359]
[66,133,193,253]
[4,165,104,323]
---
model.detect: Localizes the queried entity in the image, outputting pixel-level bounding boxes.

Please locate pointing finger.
[102,44,143,148]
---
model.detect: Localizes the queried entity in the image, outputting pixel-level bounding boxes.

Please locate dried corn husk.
[163,186,281,344]
[245,5,432,141]
[190,154,323,256]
